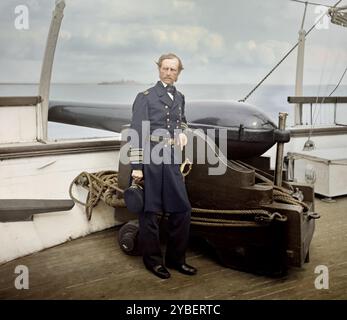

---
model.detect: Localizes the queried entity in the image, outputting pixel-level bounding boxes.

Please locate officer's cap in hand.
[124,183,144,214]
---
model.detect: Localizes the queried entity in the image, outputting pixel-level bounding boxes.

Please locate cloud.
[152,26,225,54]
[173,0,196,11]
[0,0,346,84]
[55,23,225,62]
[59,30,72,41]
[232,39,292,66]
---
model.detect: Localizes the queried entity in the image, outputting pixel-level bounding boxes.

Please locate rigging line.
[290,0,338,8]
[308,65,347,136]
[333,66,347,125]
[328,66,347,96]
[316,54,344,126]
[307,58,327,137]
[239,0,343,102]
[238,42,299,102]
[309,31,335,135]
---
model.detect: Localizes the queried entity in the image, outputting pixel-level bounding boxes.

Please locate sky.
[0,0,346,85]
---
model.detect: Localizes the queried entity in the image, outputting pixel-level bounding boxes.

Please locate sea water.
[0,83,346,139]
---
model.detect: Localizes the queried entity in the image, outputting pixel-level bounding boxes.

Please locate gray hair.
[156,53,184,72]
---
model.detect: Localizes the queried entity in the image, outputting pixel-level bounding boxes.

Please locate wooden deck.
[0,196,346,300]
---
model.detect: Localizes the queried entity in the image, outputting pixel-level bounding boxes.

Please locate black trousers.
[138,210,191,268]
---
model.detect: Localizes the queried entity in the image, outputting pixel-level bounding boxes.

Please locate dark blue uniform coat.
[130,81,191,213]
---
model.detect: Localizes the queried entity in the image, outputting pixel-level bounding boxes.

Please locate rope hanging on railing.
[69,171,126,220]
[69,163,309,224]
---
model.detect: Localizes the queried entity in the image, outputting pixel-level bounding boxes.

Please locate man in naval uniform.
[129,53,197,279]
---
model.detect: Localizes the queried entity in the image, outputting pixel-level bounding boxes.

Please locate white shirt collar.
[161,81,174,100]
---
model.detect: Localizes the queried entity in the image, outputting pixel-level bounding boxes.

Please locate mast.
[293,0,346,126]
[294,2,308,126]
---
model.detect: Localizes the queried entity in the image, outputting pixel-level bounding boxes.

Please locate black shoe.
[146,264,171,279]
[166,262,197,276]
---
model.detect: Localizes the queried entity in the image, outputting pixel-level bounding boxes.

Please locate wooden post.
[274,112,288,187]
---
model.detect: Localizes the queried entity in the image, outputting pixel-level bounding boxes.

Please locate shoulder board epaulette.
[143,90,149,95]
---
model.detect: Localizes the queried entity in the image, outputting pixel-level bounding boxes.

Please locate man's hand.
[132,170,143,183]
[177,132,188,151]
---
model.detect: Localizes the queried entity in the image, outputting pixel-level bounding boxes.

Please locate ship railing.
[0,95,121,159]
[288,96,347,127]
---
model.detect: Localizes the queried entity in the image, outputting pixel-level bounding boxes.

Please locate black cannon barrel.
[49,100,289,159]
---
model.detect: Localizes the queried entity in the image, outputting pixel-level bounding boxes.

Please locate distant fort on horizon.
[97,79,142,85]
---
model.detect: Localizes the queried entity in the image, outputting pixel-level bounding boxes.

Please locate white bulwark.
[0,0,124,265]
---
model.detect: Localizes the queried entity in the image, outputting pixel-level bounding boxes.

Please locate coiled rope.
[69,171,126,220]
[69,165,308,224]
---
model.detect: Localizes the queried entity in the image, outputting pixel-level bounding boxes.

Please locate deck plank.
[0,196,346,300]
